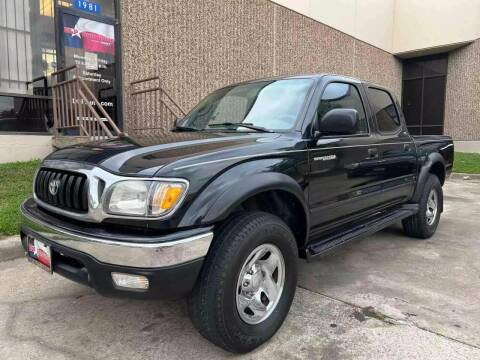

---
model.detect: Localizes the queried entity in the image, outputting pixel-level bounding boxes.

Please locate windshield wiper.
[173,125,201,132]
[207,122,273,133]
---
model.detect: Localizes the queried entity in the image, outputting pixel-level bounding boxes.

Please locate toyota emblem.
[48,179,61,196]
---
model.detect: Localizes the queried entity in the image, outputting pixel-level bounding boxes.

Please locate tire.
[188,211,298,353]
[403,174,443,239]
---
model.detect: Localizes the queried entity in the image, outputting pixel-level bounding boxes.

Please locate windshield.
[179,78,314,131]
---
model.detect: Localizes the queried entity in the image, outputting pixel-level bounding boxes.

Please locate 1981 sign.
[74,0,102,15]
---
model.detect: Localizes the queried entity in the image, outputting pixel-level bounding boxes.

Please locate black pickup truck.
[20,74,453,353]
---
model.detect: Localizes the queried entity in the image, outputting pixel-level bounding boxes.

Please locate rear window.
[367,88,401,133]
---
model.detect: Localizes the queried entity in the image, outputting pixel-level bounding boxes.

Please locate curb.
[449,172,480,180]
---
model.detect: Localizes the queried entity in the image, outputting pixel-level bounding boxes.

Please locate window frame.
[313,81,371,139]
[366,86,402,136]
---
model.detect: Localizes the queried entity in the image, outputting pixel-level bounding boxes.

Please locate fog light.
[111,272,149,290]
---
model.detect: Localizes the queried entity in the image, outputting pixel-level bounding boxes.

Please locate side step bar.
[306,204,419,261]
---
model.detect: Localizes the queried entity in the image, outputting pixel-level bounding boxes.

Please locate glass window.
[423,77,446,126]
[181,79,314,131]
[61,12,117,119]
[403,61,423,80]
[40,0,55,17]
[402,79,422,126]
[0,0,116,95]
[0,0,56,94]
[0,94,50,132]
[403,55,447,79]
[317,82,368,134]
[401,54,447,135]
[408,127,421,135]
[421,126,443,135]
[423,58,448,77]
[368,88,401,133]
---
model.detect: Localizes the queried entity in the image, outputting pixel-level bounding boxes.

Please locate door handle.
[368,148,379,159]
[404,143,413,152]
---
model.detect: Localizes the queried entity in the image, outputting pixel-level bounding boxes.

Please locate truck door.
[308,80,382,236]
[364,86,417,206]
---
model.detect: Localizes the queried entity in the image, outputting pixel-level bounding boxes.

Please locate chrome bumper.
[20,201,213,269]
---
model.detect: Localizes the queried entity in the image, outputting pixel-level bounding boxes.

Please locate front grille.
[35,168,88,213]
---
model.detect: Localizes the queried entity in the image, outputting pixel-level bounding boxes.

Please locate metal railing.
[27,75,49,96]
[128,76,186,136]
[51,65,122,140]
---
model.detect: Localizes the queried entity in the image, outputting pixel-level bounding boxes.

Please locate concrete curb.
[450,172,480,180]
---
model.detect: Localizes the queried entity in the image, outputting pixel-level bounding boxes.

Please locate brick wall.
[120,0,402,132]
[444,39,480,140]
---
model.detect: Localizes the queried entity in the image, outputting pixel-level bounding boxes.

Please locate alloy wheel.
[426,189,438,225]
[235,243,285,325]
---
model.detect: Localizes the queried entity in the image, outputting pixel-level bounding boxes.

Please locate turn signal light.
[150,183,186,214]
[161,186,183,209]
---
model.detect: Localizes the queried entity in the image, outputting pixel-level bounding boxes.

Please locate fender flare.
[179,161,309,240]
[411,152,445,203]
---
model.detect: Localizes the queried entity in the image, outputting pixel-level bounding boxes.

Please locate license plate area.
[26,236,52,273]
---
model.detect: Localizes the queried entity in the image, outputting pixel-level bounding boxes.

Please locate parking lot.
[1,177,479,360]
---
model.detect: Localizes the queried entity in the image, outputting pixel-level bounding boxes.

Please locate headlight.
[105,180,188,217]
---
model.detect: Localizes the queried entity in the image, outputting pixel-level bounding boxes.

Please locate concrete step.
[52,136,92,149]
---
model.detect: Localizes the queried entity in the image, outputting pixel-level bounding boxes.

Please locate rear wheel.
[188,211,298,353]
[403,174,443,239]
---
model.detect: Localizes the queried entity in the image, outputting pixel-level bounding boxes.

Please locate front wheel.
[188,211,298,353]
[403,174,443,239]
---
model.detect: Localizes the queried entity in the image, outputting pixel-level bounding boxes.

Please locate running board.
[306,204,418,261]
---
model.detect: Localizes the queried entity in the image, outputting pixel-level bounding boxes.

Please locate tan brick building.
[119,0,480,143]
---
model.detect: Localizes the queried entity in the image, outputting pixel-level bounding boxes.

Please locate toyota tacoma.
[20,74,454,353]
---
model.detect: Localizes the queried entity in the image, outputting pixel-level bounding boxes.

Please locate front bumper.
[20,199,213,299]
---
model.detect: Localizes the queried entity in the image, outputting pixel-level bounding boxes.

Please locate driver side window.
[317,83,368,134]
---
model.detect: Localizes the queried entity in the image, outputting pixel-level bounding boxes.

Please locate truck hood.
[46,132,287,176]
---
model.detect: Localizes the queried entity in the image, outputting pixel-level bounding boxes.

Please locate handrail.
[78,90,114,138]
[26,75,49,97]
[78,77,122,135]
[128,76,186,135]
[51,78,77,88]
[51,65,121,140]
[27,75,48,84]
[130,87,161,95]
[130,76,160,85]
[51,65,77,77]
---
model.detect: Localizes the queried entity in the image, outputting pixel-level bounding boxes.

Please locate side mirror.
[172,117,183,129]
[318,108,359,136]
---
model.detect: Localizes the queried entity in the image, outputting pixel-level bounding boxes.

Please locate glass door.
[56,4,119,125]
[402,54,448,135]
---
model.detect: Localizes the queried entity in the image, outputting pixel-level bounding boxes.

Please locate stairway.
[127,76,186,136]
[51,65,122,140]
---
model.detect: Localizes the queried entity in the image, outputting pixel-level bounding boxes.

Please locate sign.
[62,12,117,119]
[63,15,115,56]
[74,0,102,15]
[84,51,98,70]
